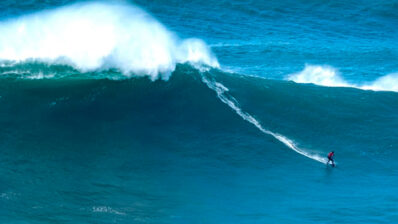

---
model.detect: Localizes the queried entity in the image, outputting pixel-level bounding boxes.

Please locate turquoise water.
[0,1,398,223]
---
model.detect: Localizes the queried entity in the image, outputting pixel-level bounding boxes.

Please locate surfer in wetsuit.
[327,151,335,167]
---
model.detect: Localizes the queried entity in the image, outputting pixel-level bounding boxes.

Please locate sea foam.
[287,65,398,92]
[0,2,219,80]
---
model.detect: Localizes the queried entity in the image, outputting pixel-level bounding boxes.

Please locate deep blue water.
[0,1,398,223]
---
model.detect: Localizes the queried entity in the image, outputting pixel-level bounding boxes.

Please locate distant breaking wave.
[0,2,219,80]
[287,65,398,92]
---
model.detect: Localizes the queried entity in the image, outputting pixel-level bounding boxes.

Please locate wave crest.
[287,65,349,87]
[286,65,398,92]
[361,73,398,92]
[0,2,219,80]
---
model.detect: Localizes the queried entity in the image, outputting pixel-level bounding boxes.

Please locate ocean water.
[0,0,398,223]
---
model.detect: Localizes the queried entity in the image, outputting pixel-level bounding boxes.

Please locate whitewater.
[0,2,219,80]
[287,64,398,92]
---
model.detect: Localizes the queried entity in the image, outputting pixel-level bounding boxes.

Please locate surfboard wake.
[202,74,328,164]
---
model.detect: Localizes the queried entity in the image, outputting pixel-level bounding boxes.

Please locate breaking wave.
[287,65,398,92]
[0,2,219,80]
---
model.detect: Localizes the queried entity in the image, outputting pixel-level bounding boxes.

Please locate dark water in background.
[0,1,398,223]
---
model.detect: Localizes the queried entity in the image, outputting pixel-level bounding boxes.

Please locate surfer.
[327,151,335,167]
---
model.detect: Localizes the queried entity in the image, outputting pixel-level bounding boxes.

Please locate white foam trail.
[202,75,328,164]
[287,64,398,92]
[0,2,219,80]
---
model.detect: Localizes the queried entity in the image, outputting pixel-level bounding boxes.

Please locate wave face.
[1,66,398,223]
[0,2,219,80]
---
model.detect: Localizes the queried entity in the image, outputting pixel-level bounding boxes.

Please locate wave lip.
[0,2,219,80]
[286,64,398,92]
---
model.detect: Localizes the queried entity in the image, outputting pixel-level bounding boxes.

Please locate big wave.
[0,2,219,80]
[287,64,398,92]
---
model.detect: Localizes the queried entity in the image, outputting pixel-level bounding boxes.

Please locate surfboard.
[326,162,336,167]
